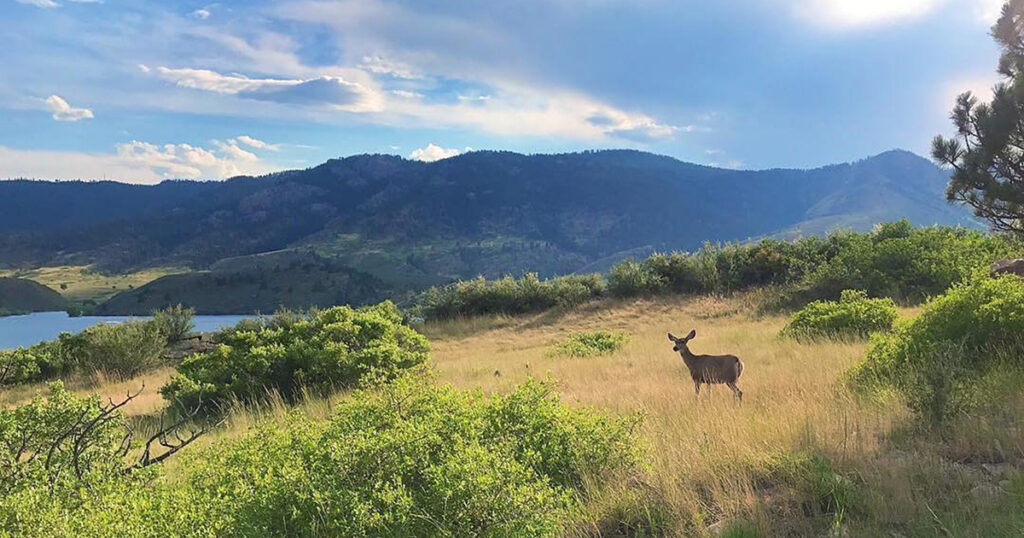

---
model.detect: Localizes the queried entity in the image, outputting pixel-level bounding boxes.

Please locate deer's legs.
[726,382,743,403]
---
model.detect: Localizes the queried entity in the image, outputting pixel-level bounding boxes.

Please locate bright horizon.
[0,0,1005,183]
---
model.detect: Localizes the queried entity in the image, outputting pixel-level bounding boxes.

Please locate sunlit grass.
[0,264,184,303]
[3,291,1020,536]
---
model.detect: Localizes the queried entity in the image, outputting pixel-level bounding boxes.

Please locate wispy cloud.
[16,0,101,7]
[360,55,422,80]
[235,135,281,151]
[15,0,60,8]
[151,67,383,111]
[45,95,93,122]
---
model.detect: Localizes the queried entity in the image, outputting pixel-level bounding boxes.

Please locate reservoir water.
[0,311,254,349]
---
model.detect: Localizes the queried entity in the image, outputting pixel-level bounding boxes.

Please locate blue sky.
[0,0,1006,183]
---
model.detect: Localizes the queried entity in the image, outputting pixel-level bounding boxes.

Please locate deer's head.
[667,329,696,352]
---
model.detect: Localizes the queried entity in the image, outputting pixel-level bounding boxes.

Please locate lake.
[0,311,255,350]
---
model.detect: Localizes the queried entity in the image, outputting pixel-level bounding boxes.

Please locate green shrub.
[0,383,135,499]
[781,290,898,341]
[160,301,430,410]
[416,223,1024,320]
[76,321,167,379]
[418,272,605,319]
[797,224,1023,305]
[0,319,169,386]
[849,275,1024,422]
[168,376,642,536]
[549,331,628,358]
[5,376,645,537]
[641,252,701,293]
[608,258,667,297]
[152,304,195,342]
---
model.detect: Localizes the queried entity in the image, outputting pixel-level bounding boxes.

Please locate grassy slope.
[4,294,1021,536]
[0,265,183,304]
[0,276,67,314]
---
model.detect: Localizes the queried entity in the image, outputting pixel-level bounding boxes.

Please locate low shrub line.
[416,221,1024,320]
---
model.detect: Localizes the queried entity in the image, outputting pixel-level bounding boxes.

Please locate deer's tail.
[735,358,744,380]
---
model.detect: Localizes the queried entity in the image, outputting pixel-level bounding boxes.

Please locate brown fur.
[668,329,744,402]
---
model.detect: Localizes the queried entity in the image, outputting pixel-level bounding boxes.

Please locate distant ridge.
[0,149,980,313]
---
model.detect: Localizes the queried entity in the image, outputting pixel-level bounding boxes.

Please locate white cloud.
[147,63,676,141]
[796,0,943,27]
[391,89,423,98]
[360,55,422,80]
[45,95,94,122]
[409,143,471,162]
[0,137,283,184]
[152,67,382,111]
[15,0,59,8]
[115,138,280,179]
[190,8,211,20]
[234,135,281,151]
[0,146,155,182]
[793,0,1004,28]
[378,83,679,141]
[270,1,678,140]
[16,0,101,7]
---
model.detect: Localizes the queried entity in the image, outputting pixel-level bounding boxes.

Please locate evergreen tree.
[933,0,1024,235]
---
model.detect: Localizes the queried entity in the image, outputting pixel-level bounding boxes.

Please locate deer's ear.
[667,333,676,342]
[686,329,696,340]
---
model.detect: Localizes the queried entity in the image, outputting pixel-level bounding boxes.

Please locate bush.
[75,321,167,379]
[152,304,195,342]
[0,319,169,386]
[418,272,604,319]
[160,301,430,410]
[549,331,628,358]
[849,275,1024,422]
[797,224,1023,305]
[0,382,210,536]
[416,223,1024,320]
[781,290,898,341]
[607,258,667,297]
[5,376,646,537]
[0,382,132,499]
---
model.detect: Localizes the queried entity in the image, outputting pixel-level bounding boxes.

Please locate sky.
[0,0,1008,183]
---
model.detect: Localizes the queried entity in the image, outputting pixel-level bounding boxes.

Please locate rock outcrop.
[990,258,1024,278]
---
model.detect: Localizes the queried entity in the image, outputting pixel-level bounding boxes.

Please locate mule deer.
[668,330,744,402]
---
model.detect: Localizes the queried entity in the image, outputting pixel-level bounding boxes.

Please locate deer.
[668,329,744,402]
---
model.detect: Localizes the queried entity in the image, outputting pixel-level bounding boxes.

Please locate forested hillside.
[0,149,980,313]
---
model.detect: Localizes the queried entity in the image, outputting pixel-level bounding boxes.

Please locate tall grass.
[425,293,1023,536]
[4,292,1021,536]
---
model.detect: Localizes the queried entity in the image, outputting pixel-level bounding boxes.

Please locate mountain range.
[0,149,979,313]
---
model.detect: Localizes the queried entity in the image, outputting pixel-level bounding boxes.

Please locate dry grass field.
[3,292,1021,536]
